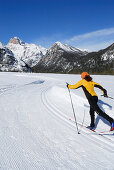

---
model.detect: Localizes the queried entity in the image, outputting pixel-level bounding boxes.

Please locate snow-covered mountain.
[7,37,47,67]
[0,37,114,74]
[33,42,88,73]
[0,43,18,72]
[53,41,88,54]
[0,41,30,72]
[0,42,4,49]
[0,37,47,72]
[33,42,114,74]
[101,43,114,61]
[8,37,25,45]
[78,43,114,74]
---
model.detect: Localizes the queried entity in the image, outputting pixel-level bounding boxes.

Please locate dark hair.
[84,75,92,82]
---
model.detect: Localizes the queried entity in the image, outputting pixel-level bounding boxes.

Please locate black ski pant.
[88,96,113,127]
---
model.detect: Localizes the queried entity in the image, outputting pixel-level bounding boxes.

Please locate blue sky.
[0,0,114,51]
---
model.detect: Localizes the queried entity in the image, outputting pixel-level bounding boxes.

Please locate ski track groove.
[46,85,114,142]
[0,80,50,169]
[48,96,114,142]
[0,85,17,95]
[41,85,114,153]
[0,73,114,169]
[1,80,114,149]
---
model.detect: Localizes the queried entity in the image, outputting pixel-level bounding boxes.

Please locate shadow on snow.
[95,99,112,128]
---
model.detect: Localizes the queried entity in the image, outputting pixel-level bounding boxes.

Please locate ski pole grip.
[66,82,69,88]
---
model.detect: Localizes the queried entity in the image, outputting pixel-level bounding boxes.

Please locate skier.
[67,72,114,131]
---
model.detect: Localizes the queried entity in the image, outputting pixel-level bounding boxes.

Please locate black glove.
[104,94,108,97]
[66,82,69,88]
[103,89,108,97]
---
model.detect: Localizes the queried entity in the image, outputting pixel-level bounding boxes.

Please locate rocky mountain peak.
[50,41,88,55]
[8,37,25,45]
[54,41,63,46]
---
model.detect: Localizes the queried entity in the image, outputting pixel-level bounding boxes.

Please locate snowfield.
[0,72,114,170]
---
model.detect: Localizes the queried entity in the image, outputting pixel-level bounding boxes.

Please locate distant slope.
[0,37,47,72]
[73,43,114,74]
[0,43,21,72]
[7,37,47,67]
[33,42,88,73]
[0,37,114,74]
[33,42,114,74]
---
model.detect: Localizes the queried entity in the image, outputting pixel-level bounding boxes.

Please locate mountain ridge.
[33,42,114,74]
[0,37,47,72]
[0,37,114,74]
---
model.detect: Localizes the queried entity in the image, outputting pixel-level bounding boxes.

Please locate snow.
[0,72,114,169]
[0,42,4,49]
[102,52,114,60]
[55,41,88,54]
[6,42,47,67]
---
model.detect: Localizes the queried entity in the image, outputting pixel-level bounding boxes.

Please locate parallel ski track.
[41,86,114,153]
[1,79,114,152]
[0,85,18,95]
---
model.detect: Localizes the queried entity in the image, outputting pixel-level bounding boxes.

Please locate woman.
[67,72,114,131]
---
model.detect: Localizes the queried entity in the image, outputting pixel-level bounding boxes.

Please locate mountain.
[0,41,32,72]
[0,37,47,72]
[33,42,88,73]
[74,43,114,74]
[33,42,114,74]
[7,37,47,67]
[0,43,20,72]
[0,37,114,74]
[8,37,25,45]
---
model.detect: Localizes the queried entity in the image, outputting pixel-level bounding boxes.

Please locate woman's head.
[81,72,92,81]
[81,72,89,79]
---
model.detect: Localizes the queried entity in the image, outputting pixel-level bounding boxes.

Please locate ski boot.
[87,125,95,131]
[110,121,114,131]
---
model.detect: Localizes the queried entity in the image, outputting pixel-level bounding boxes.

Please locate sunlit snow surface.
[0,72,114,169]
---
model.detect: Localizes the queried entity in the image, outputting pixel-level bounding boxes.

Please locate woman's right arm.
[68,80,83,89]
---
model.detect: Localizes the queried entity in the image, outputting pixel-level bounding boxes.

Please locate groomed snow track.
[41,85,114,150]
[0,72,114,169]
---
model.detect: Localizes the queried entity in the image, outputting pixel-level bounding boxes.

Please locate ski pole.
[66,83,80,134]
[101,95,114,99]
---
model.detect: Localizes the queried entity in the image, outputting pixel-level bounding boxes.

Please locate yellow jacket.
[68,79,106,99]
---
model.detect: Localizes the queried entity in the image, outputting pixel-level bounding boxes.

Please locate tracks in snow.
[0,85,18,95]
[41,85,114,152]
[1,78,114,152]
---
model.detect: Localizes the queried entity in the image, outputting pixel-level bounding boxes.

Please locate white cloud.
[77,40,114,52]
[67,28,114,42]
[32,27,114,51]
[64,28,114,51]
